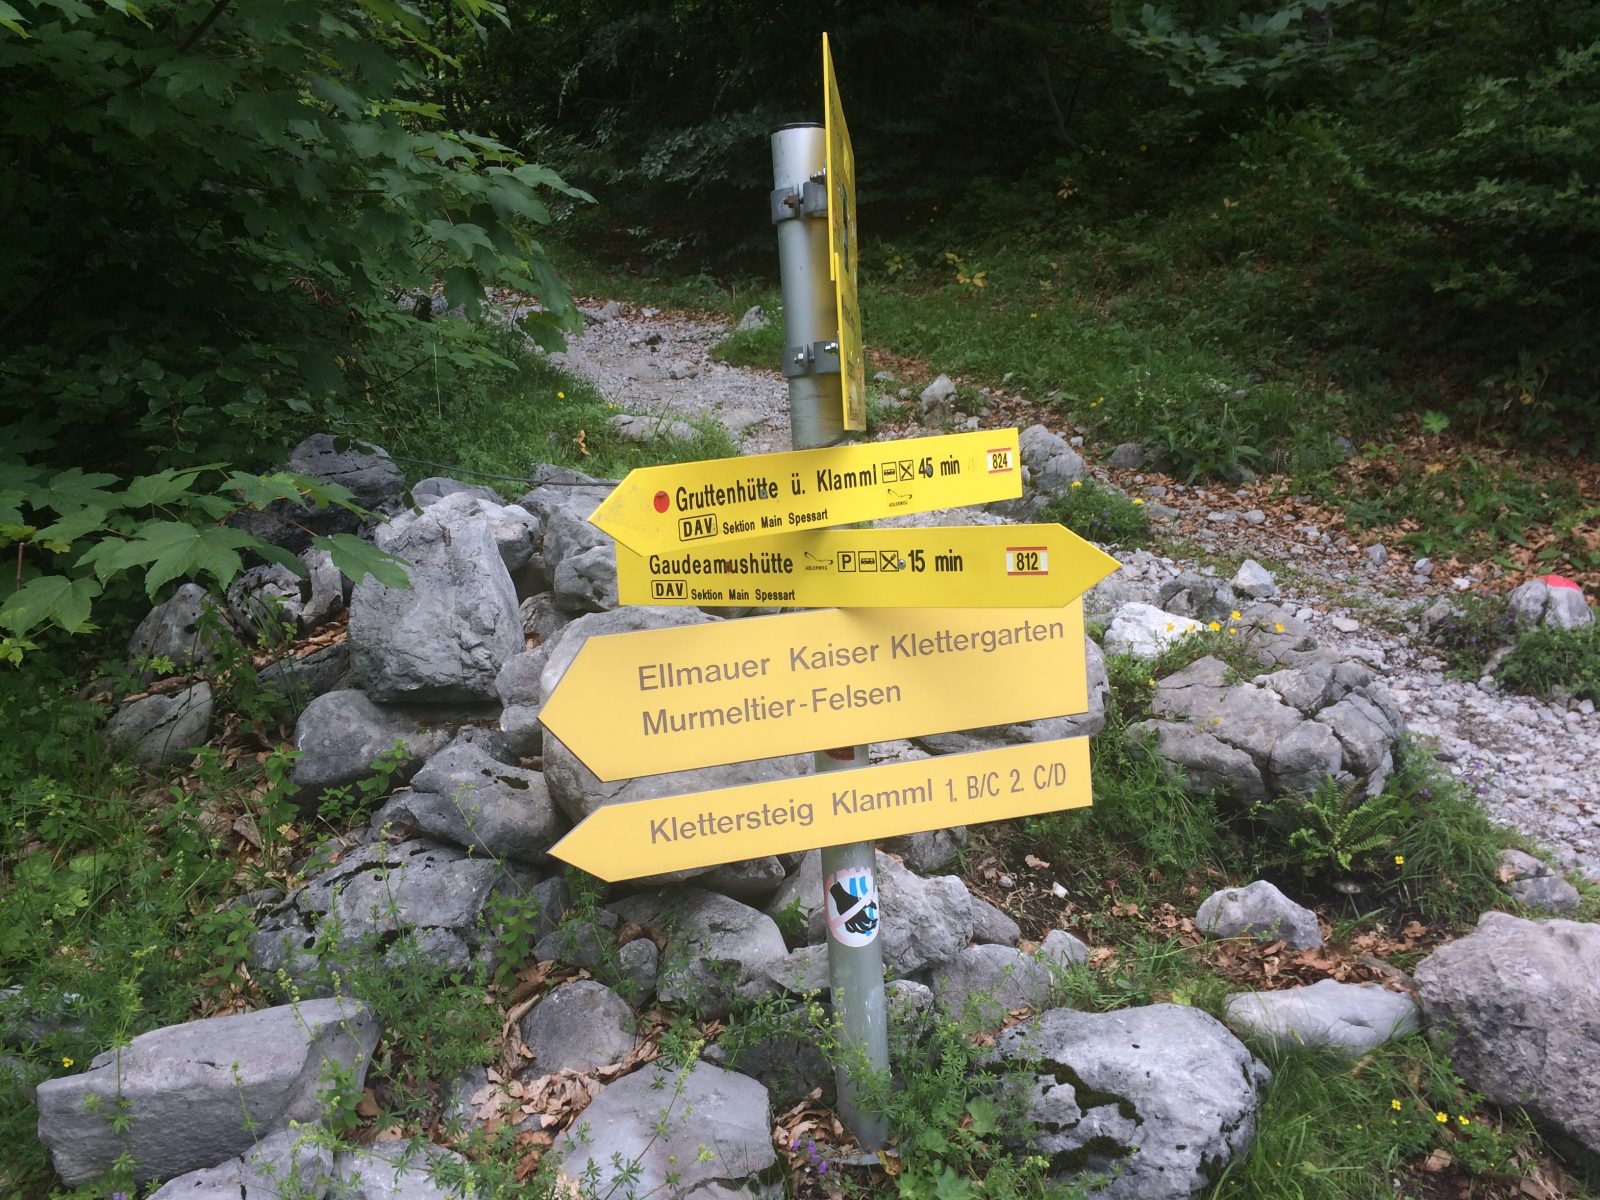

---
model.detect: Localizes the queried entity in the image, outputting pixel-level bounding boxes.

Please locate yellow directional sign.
[549,737,1091,881]
[589,428,1021,555]
[539,601,1087,781]
[823,33,865,432]
[615,523,1119,609]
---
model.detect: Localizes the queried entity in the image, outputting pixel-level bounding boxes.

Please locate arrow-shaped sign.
[616,522,1118,609]
[549,737,1091,881]
[587,429,1022,555]
[539,601,1087,781]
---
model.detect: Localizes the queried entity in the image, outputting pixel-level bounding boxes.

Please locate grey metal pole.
[770,122,889,1150]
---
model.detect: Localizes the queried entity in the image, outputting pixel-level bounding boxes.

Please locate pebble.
[1330,616,1360,633]
[1241,509,1266,525]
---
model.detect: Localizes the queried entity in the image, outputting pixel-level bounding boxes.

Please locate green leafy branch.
[0,458,409,663]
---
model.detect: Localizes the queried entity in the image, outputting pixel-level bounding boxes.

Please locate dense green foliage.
[1,0,584,468]
[461,0,1598,443]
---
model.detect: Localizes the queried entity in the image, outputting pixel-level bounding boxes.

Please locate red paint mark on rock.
[1540,574,1581,591]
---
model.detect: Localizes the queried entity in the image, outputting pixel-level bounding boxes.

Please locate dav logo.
[652,579,688,599]
[679,514,716,541]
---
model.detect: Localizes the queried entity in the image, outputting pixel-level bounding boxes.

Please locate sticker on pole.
[826,867,880,947]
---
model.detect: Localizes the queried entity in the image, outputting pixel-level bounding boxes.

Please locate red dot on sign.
[653,491,670,513]
[1540,574,1580,590]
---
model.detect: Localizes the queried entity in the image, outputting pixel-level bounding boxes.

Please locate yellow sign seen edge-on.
[587,428,1022,555]
[549,737,1092,881]
[823,33,865,433]
[615,522,1120,609]
[538,601,1087,782]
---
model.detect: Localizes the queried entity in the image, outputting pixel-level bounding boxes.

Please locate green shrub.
[1045,479,1152,548]
[1496,624,1600,703]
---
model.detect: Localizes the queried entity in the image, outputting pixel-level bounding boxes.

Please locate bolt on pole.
[770,121,890,1150]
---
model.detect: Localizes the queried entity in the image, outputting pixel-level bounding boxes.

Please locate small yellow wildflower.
[1391,1099,1402,1111]
[1147,677,1157,687]
[1208,621,1221,632]
[62,1057,73,1068]
[1165,623,1174,631]
[1132,498,1144,506]
[1071,480,1083,488]
[556,391,565,399]
[1458,1115,1470,1126]
[1436,1112,1448,1124]
[1230,610,1242,621]
[1030,312,1039,319]
[1274,622,1285,634]
[1394,855,1405,865]
[1227,627,1237,637]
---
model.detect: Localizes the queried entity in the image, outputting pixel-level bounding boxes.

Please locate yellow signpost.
[615,522,1119,609]
[588,428,1021,555]
[549,738,1091,881]
[823,34,865,433]
[539,601,1088,782]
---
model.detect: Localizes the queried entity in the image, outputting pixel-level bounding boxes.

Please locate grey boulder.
[226,549,344,641]
[930,945,1051,1026]
[1230,559,1278,600]
[35,999,377,1187]
[1507,576,1593,630]
[374,733,565,862]
[251,839,561,989]
[350,491,523,703]
[1414,911,1600,1155]
[1196,880,1321,950]
[258,643,351,714]
[1132,656,1403,804]
[1224,979,1419,1057]
[549,1062,777,1199]
[127,583,235,678]
[333,1142,470,1200]
[105,682,214,768]
[288,689,454,808]
[518,981,637,1074]
[992,1004,1269,1199]
[147,1125,334,1199]
[610,889,787,1018]
[230,434,403,554]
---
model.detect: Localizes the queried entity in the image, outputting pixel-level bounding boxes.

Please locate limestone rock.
[518,981,637,1073]
[1414,912,1600,1155]
[1230,559,1278,600]
[374,733,564,862]
[349,492,523,702]
[147,1126,334,1200]
[251,839,560,989]
[1224,980,1419,1057]
[229,434,403,554]
[105,682,213,768]
[610,889,788,1018]
[549,1062,777,1199]
[931,945,1051,1026]
[1507,575,1593,631]
[992,1004,1270,1199]
[35,999,378,1186]
[1104,603,1203,658]
[127,583,235,678]
[287,690,454,808]
[1196,880,1321,950]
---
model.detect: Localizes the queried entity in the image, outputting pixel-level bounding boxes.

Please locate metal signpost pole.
[770,121,890,1150]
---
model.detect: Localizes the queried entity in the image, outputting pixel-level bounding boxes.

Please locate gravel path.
[547,300,1600,882]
